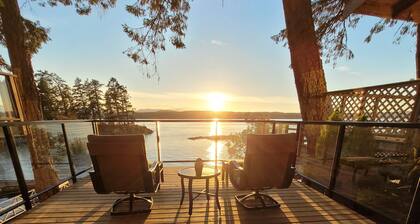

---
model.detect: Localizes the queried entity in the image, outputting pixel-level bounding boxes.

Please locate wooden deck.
[13,167,374,224]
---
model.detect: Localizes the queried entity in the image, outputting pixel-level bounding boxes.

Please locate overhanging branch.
[392,0,419,18]
[342,0,367,19]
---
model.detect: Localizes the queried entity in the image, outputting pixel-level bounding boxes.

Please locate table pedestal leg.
[180,177,185,205]
[206,179,210,200]
[188,178,193,215]
[215,177,221,210]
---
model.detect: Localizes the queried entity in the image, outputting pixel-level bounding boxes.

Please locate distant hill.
[134,110,301,119]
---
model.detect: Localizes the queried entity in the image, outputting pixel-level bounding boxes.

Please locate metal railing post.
[406,178,420,224]
[155,121,162,163]
[328,124,346,194]
[2,126,32,210]
[215,120,219,170]
[296,123,302,157]
[61,123,77,183]
[91,121,97,135]
[271,122,276,134]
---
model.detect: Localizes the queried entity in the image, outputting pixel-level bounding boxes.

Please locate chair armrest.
[149,161,159,172]
[144,161,163,192]
[230,160,244,171]
[228,161,246,190]
[281,156,297,188]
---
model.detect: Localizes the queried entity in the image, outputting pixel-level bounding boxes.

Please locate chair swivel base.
[111,194,153,215]
[235,191,280,209]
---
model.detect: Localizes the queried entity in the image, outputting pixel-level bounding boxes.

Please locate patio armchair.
[228,133,297,209]
[87,134,163,215]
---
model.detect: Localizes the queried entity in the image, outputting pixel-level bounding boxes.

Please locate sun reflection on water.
[207,121,224,162]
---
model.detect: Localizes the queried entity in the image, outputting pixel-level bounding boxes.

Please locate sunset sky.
[9,0,417,112]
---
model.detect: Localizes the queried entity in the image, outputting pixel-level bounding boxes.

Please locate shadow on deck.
[13,167,373,223]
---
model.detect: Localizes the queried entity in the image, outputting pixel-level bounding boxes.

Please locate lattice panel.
[324,81,420,138]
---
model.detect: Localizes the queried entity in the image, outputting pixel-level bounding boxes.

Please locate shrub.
[342,114,376,157]
[315,110,342,162]
[97,123,153,135]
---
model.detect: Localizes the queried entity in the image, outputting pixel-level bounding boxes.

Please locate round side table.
[177,167,221,215]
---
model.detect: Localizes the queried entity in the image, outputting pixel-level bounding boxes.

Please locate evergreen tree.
[104,77,119,119]
[71,78,89,119]
[104,77,134,120]
[56,78,73,118]
[85,79,104,119]
[36,74,133,120]
[35,70,73,119]
[36,74,57,119]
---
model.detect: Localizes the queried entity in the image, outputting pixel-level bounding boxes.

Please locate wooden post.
[7,75,25,121]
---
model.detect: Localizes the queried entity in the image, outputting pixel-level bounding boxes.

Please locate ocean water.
[0,122,258,181]
[149,122,250,163]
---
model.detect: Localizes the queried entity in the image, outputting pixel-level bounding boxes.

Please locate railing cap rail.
[0,119,419,128]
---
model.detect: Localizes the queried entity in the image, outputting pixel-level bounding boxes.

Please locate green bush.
[316,110,342,162]
[97,123,153,135]
[225,122,272,159]
[70,137,87,154]
[342,114,376,157]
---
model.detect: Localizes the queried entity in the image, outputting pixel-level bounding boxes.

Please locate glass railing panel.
[157,121,269,166]
[136,122,157,162]
[273,122,298,134]
[8,123,75,202]
[24,123,72,182]
[218,122,252,161]
[159,122,213,166]
[96,121,158,162]
[64,122,93,175]
[335,126,419,223]
[220,122,278,161]
[8,126,32,186]
[0,127,25,222]
[295,124,339,186]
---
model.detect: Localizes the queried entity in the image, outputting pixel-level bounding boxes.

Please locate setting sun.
[207,92,226,111]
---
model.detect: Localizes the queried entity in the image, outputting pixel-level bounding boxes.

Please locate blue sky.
[9,0,417,112]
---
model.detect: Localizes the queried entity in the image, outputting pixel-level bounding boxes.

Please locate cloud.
[335,65,361,76]
[336,66,350,72]
[210,40,226,46]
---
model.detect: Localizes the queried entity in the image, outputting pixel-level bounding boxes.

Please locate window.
[0,74,19,120]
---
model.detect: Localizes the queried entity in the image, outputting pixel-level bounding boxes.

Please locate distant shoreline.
[135,110,301,120]
[188,135,236,141]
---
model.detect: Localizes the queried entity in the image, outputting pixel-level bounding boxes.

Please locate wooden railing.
[322,80,420,140]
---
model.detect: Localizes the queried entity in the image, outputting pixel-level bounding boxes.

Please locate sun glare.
[207,92,226,112]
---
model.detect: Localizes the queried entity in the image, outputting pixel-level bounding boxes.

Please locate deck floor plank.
[13,167,374,224]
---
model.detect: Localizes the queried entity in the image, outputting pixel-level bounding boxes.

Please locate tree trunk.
[283,0,328,156]
[417,24,420,79]
[0,0,59,195]
[282,0,328,121]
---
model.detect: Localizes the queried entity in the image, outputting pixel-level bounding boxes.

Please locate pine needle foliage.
[272,0,417,66]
